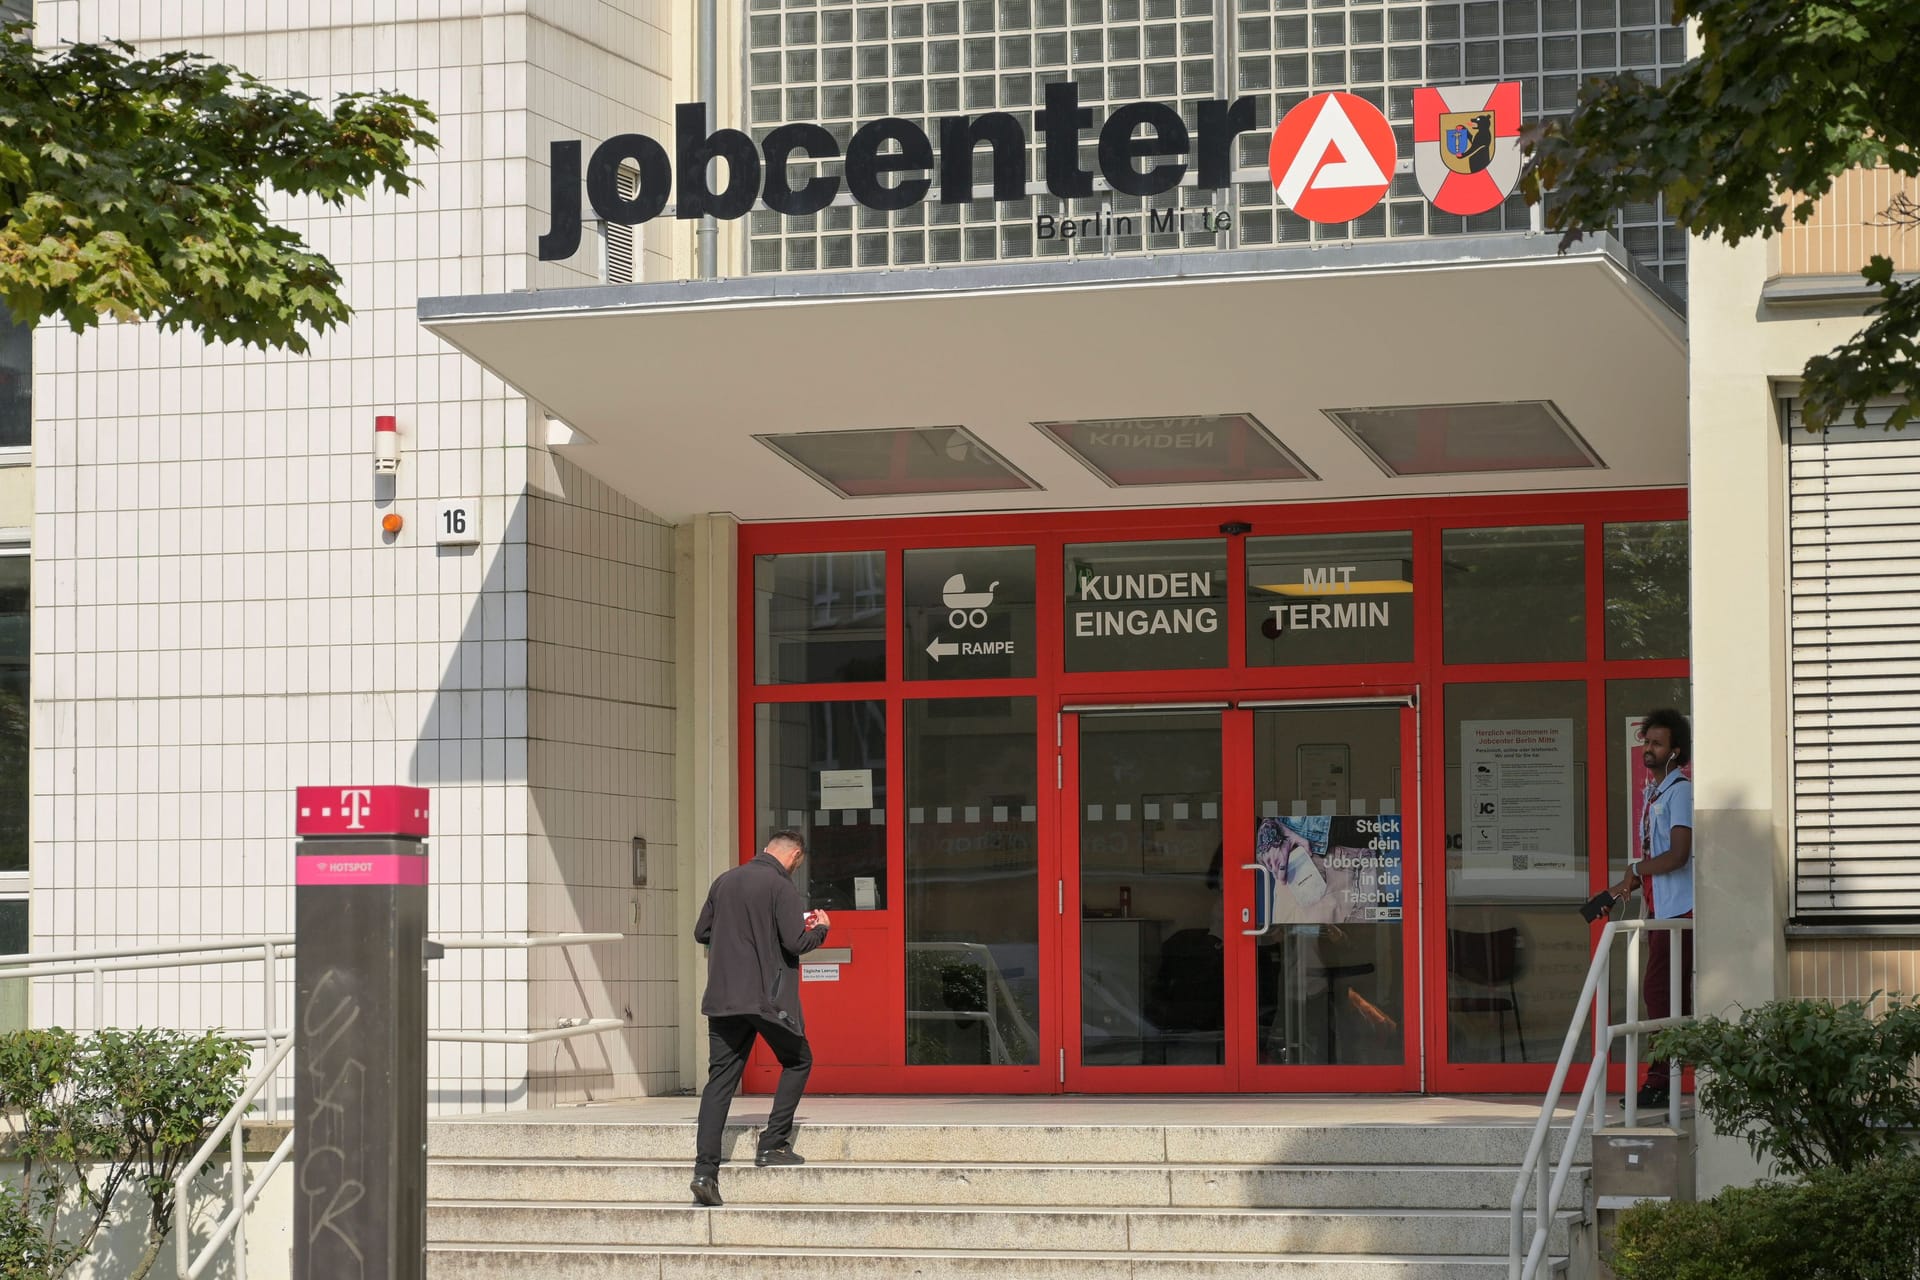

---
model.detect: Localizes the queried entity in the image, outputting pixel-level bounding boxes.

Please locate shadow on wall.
[399,453,675,1109]
[405,491,530,790]
[25,1153,287,1280]
[521,454,680,1107]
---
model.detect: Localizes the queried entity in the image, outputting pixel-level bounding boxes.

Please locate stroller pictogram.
[942,574,999,629]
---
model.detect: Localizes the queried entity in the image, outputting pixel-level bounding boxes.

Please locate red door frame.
[1060,693,1421,1093]
[1231,696,1422,1093]
[737,489,1687,1095]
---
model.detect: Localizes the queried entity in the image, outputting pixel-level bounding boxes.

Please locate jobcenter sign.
[537,80,1524,259]
[538,84,1252,260]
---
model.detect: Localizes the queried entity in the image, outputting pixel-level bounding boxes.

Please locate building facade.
[32,0,1908,1133]
[29,0,685,1106]
[1689,167,1920,1188]
[0,0,36,1032]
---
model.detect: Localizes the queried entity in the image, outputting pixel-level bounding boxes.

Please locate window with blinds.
[1788,399,1920,922]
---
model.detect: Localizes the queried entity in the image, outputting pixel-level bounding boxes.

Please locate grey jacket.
[694,852,829,1033]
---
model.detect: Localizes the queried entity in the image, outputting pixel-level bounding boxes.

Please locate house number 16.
[436,502,480,546]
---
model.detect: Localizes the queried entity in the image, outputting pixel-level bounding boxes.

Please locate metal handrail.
[174,1034,296,1280]
[434,934,621,949]
[160,931,625,1279]
[1509,917,1694,1280]
[0,937,296,965]
[2,936,297,1117]
[435,1017,627,1045]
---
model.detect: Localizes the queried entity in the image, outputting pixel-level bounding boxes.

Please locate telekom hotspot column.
[292,785,431,1280]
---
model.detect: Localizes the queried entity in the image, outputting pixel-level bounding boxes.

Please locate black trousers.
[695,1014,813,1179]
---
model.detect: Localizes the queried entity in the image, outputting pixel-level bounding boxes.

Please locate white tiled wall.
[29,2,679,1110]
[525,456,679,1103]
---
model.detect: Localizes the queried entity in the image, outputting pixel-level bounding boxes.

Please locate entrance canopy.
[419,234,1685,523]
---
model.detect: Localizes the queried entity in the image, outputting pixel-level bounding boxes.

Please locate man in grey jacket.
[690,829,830,1206]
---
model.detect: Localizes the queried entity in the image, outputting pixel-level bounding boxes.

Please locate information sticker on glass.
[820,769,874,810]
[903,545,1036,681]
[1459,717,1580,896]
[1063,539,1229,672]
[854,876,877,911]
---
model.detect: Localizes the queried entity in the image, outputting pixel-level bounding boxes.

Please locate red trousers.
[1642,912,1693,1087]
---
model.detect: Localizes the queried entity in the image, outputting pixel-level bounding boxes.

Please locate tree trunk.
[125,1226,165,1280]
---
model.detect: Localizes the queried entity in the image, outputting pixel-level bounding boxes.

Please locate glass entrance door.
[1062,699,1418,1091]
[1066,707,1232,1090]
[1237,702,1418,1090]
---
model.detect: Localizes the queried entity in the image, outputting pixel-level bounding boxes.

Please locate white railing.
[165,931,625,1279]
[175,1036,296,1280]
[429,934,628,1044]
[0,931,624,1280]
[0,935,296,1112]
[1509,917,1694,1280]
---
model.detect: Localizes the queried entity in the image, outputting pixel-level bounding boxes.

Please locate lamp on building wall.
[374,414,400,473]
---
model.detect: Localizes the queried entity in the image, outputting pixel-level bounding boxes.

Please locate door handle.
[1240,861,1276,937]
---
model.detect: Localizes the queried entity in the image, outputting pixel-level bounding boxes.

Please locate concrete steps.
[429,1243,1570,1279]
[429,1157,1583,1211]
[425,1115,1591,1280]
[430,1199,1580,1255]
[428,1121,1579,1167]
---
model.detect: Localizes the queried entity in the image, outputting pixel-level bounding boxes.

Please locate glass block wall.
[744,0,1690,297]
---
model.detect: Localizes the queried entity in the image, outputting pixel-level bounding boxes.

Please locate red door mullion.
[1225,529,1248,675]
[1058,712,1084,1087]
[1037,535,1067,1093]
[1415,515,1451,1088]
[1399,701,1424,1089]
[1583,518,1615,1094]
[1222,709,1256,1084]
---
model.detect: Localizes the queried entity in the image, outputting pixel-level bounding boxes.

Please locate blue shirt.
[1639,772,1694,919]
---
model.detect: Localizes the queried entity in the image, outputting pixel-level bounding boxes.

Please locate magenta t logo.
[340,788,373,830]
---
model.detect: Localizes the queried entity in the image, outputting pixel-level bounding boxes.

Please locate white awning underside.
[420,234,1686,523]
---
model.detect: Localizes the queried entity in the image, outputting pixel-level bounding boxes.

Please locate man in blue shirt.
[1607,708,1693,1108]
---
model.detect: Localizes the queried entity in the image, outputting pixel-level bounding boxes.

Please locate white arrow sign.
[926,637,959,662]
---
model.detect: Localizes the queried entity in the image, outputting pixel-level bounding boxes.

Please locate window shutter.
[600,165,641,285]
[1788,399,1920,921]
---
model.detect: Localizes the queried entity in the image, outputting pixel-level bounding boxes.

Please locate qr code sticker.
[1511,854,1529,872]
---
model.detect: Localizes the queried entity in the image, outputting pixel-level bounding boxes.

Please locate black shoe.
[755,1145,805,1167]
[1635,1083,1671,1110]
[689,1175,723,1206]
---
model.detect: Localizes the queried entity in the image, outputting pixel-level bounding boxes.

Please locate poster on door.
[1254,812,1402,924]
[1625,715,1692,866]
[1460,718,1580,894]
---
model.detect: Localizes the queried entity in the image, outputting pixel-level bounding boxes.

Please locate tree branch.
[1870,191,1920,229]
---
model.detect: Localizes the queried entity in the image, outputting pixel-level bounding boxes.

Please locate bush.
[1647,995,1920,1176]
[1612,1153,1920,1280]
[0,1028,252,1280]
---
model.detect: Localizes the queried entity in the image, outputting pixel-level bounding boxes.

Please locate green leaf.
[1523,0,1920,430]
[0,23,436,348]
